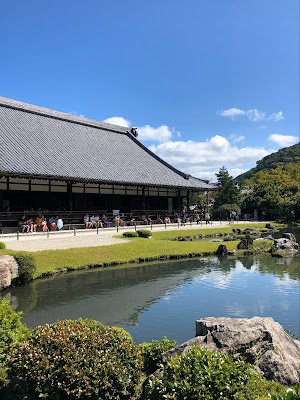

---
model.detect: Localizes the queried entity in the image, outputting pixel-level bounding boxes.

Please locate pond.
[2,228,300,344]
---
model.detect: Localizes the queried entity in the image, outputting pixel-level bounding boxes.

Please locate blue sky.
[1,0,299,182]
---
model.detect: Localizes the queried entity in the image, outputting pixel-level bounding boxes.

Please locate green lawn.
[0,223,279,278]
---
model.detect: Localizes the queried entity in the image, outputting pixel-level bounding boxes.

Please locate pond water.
[2,229,300,344]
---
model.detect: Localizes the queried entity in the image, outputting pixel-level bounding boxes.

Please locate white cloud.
[219,108,284,122]
[148,135,272,179]
[103,116,131,127]
[268,133,299,147]
[246,109,266,122]
[218,108,245,118]
[269,111,284,122]
[137,124,173,143]
[229,134,245,143]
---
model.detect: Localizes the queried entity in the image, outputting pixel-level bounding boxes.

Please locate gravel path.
[0,221,255,252]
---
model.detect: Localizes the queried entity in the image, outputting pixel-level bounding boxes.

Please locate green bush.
[14,252,36,283]
[269,384,300,400]
[6,319,144,399]
[123,231,139,237]
[139,336,177,374]
[137,229,152,238]
[0,298,30,389]
[144,346,252,400]
[213,203,241,220]
[0,242,6,250]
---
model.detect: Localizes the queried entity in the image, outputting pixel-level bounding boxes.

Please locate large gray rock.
[0,255,19,291]
[270,234,299,257]
[163,317,300,385]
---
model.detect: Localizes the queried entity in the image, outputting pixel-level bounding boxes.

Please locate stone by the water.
[163,316,300,385]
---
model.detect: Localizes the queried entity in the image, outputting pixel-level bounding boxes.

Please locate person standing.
[205,211,210,224]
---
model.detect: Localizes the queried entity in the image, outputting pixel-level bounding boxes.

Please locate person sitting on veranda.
[57,217,64,230]
[84,213,93,229]
[141,214,149,225]
[19,215,28,233]
[41,216,48,232]
[114,215,125,227]
[129,214,136,226]
[26,218,37,233]
[156,214,163,224]
[35,215,43,229]
[164,214,171,224]
[94,214,103,228]
[49,216,57,231]
[102,214,110,228]
[90,215,96,228]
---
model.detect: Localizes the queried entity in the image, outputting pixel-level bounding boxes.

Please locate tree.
[241,163,300,220]
[212,167,240,219]
[214,167,240,208]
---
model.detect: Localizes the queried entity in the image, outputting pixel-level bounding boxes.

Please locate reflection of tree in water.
[254,255,300,281]
[237,256,254,270]
[216,255,237,272]
[2,283,38,314]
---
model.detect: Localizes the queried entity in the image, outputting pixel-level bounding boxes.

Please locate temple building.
[0,96,216,214]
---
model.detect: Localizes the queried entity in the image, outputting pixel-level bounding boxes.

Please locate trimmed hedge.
[6,319,144,399]
[14,252,36,283]
[136,229,152,238]
[139,337,177,374]
[123,231,139,237]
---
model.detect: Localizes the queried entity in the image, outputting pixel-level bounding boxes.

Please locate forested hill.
[235,142,300,183]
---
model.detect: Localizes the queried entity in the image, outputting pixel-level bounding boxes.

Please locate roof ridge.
[0,96,129,134]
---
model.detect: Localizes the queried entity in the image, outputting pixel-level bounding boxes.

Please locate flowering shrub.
[139,336,177,374]
[6,319,144,399]
[144,346,251,400]
[0,298,29,389]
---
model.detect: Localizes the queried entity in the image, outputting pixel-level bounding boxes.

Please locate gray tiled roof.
[0,96,216,190]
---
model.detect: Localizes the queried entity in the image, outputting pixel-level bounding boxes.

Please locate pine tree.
[214,166,240,208]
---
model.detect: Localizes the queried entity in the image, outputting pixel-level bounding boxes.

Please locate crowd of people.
[19,209,63,233]
[16,207,217,234]
[83,213,111,229]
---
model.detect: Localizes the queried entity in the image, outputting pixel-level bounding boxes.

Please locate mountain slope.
[235,142,300,183]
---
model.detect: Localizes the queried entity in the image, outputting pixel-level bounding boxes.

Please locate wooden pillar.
[187,190,190,210]
[142,187,145,211]
[67,182,73,211]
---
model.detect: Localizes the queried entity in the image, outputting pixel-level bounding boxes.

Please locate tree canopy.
[235,143,300,184]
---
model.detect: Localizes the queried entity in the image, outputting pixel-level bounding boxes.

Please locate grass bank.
[0,223,280,278]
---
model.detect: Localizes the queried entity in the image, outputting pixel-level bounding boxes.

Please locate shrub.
[6,319,144,399]
[14,252,36,283]
[0,298,30,364]
[139,336,177,374]
[0,298,30,389]
[123,231,139,237]
[269,384,300,399]
[0,242,6,250]
[213,203,241,220]
[144,346,251,400]
[137,229,152,238]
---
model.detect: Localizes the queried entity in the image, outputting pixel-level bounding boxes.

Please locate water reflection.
[2,248,299,344]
